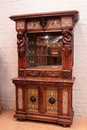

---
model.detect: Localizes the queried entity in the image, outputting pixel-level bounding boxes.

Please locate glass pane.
[27,31,62,68]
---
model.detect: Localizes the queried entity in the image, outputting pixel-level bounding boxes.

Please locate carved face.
[17,31,24,40]
[63,29,71,38]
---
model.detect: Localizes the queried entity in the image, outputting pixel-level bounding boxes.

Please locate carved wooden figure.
[10,10,79,126]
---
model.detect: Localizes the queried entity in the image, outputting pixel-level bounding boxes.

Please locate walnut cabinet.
[10,10,79,126]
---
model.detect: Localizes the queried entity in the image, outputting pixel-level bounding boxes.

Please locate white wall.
[0,0,87,117]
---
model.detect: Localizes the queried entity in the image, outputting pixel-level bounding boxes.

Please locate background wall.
[0,0,87,117]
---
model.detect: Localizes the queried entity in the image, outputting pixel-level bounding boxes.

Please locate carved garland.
[62,29,72,57]
[46,71,62,78]
[17,31,26,57]
[27,71,39,77]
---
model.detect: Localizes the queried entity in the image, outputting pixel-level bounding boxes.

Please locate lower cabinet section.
[12,78,74,126]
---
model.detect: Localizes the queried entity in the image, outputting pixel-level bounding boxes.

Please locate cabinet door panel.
[27,88,38,110]
[46,89,58,113]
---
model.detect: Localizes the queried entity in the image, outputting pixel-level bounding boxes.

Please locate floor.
[0,110,87,130]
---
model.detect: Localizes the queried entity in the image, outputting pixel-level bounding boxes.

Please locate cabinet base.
[14,110,74,127]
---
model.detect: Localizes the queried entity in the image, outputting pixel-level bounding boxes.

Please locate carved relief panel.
[61,17,73,28]
[16,20,25,31]
[26,21,42,31]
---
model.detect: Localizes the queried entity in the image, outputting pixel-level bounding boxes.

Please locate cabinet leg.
[62,124,70,127]
[17,118,24,121]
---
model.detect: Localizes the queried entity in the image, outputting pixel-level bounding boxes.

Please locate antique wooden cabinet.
[10,10,79,126]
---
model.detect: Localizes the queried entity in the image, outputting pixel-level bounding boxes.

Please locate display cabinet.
[10,10,79,126]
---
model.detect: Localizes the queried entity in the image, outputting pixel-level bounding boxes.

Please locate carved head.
[62,29,72,38]
[17,31,24,40]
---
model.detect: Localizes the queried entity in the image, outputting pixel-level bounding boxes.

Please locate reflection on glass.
[27,32,62,68]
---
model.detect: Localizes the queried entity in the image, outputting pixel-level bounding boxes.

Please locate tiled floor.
[0,110,87,130]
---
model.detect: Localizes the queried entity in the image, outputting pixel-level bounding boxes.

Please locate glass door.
[27,31,62,69]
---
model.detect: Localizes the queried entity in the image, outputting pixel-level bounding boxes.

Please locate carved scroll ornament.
[62,29,72,57]
[17,31,26,57]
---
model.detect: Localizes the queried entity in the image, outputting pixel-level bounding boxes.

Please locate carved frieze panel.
[45,71,62,78]
[26,70,41,77]
[16,17,73,32]
[26,21,42,31]
[46,19,61,30]
[26,18,61,31]
[26,70,63,78]
[16,20,25,31]
[61,17,73,28]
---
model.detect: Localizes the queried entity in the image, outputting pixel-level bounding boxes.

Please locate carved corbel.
[62,29,72,57]
[17,31,26,57]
